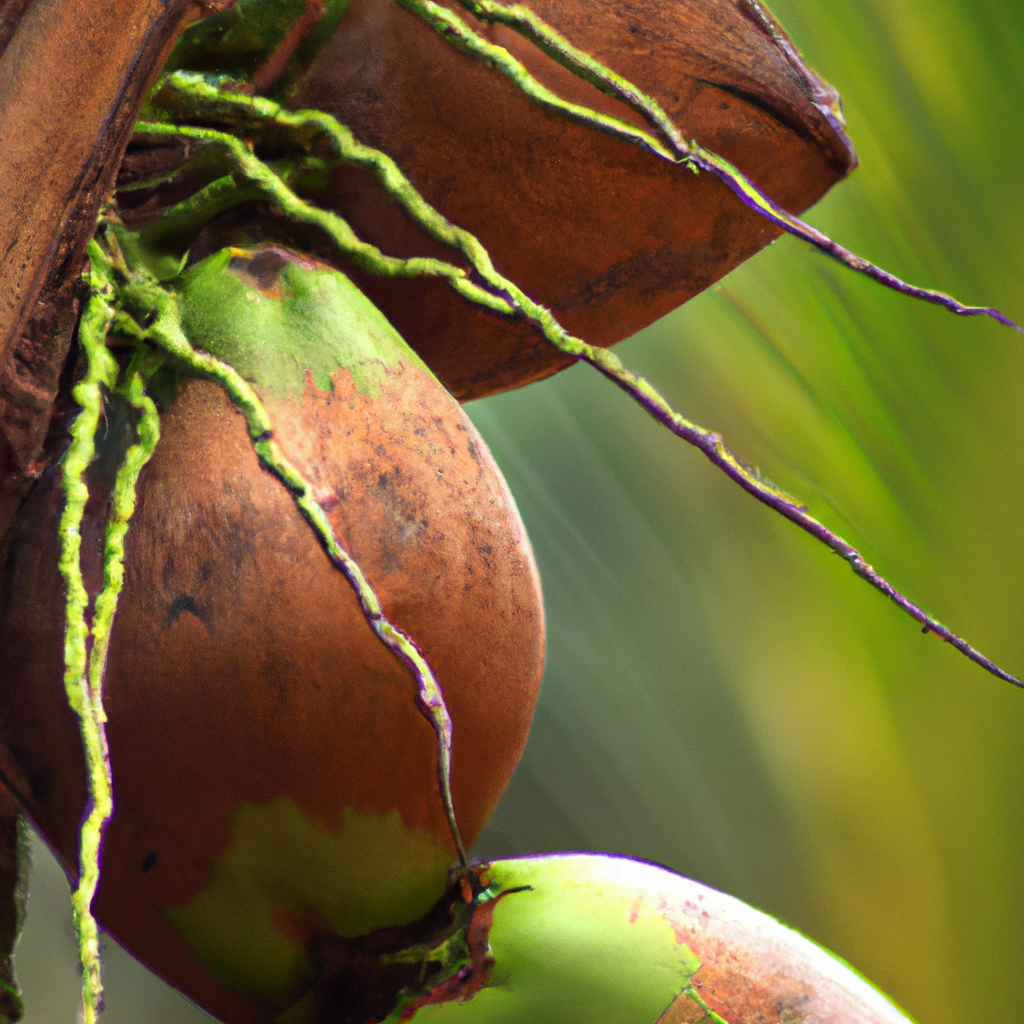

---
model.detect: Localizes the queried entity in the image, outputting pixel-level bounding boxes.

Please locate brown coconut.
[281,0,858,399]
[0,247,544,1022]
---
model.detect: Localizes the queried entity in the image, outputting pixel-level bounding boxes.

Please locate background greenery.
[15,0,1024,1020]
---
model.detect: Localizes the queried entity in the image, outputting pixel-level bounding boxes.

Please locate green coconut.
[321,853,917,1024]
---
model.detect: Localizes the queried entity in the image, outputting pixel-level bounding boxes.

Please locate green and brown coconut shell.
[0,246,543,1023]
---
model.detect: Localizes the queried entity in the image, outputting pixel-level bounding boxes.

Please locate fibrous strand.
[59,247,161,1024]
[142,73,1022,688]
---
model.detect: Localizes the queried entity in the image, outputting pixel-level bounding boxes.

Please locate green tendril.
[398,0,1022,332]
[141,72,1021,687]
[447,0,723,156]
[87,367,162,726]
[115,271,469,869]
[150,73,511,287]
[393,0,678,161]
[58,253,120,1024]
[58,246,164,1023]
[132,114,513,318]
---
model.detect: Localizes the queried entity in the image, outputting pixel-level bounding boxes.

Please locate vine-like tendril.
[398,0,1023,333]
[141,72,1021,687]
[133,115,512,316]
[103,246,470,868]
[58,247,161,1024]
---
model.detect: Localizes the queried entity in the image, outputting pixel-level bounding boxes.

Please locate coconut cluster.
[0,3,917,1024]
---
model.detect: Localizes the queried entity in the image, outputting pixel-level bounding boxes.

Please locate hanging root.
[86,357,162,726]
[141,74,1022,688]
[132,116,513,317]
[107,261,470,869]
[58,248,162,1024]
[396,0,1023,334]
[58,257,118,1024]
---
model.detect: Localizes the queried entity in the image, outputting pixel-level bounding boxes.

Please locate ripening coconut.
[332,853,917,1024]
[283,0,857,398]
[0,246,544,1024]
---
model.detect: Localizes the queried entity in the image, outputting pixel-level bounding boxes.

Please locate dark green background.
[16,0,1024,1020]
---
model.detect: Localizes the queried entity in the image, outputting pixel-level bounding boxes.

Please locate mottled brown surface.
[287,0,857,400]
[0,0,35,57]
[0,0,213,545]
[0,366,544,1023]
[652,877,911,1024]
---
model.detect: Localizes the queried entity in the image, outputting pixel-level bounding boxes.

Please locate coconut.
[281,0,857,399]
[0,246,544,1024]
[440,854,914,1024]
[326,853,915,1024]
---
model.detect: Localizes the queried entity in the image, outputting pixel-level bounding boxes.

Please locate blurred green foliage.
[14,0,1023,1022]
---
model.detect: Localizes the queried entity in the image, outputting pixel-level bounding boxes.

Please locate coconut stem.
[137,77,1022,688]
[111,266,470,870]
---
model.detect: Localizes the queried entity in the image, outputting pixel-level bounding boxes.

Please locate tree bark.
[0,0,219,542]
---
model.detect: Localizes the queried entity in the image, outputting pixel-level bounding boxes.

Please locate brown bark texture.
[0,0,213,544]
